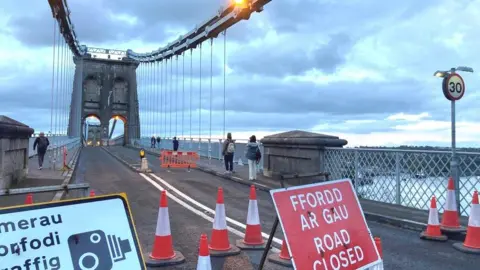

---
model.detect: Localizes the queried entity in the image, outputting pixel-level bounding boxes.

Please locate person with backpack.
[245,135,261,181]
[222,132,235,174]
[33,132,50,170]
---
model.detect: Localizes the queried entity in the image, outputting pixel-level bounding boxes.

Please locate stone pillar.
[0,116,34,189]
[260,130,347,185]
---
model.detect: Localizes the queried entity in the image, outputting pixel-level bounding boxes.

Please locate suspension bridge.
[0,0,478,269]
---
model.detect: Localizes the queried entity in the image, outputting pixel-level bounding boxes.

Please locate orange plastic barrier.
[160,151,199,169]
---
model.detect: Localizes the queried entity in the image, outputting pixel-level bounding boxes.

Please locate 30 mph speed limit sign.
[442,73,465,101]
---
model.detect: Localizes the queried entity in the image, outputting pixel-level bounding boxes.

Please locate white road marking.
[148,173,283,246]
[139,173,281,253]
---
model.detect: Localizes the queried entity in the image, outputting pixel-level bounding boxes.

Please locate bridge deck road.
[107,146,478,270]
[73,147,286,270]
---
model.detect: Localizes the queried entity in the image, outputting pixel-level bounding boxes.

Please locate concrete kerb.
[51,146,83,201]
[126,145,466,238]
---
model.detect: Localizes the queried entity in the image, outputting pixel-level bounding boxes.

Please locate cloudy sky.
[1,0,480,147]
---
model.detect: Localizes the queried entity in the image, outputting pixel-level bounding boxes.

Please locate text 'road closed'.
[271,179,381,270]
[0,194,146,270]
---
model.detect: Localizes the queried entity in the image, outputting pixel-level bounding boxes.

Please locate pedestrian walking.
[151,136,156,148]
[245,135,261,181]
[173,136,179,151]
[33,132,50,170]
[156,136,161,149]
[222,132,235,174]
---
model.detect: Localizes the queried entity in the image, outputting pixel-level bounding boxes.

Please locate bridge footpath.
[0,142,82,208]
[102,145,478,270]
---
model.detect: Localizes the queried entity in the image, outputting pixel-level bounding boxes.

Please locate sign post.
[270,179,381,270]
[0,194,146,269]
[442,71,466,213]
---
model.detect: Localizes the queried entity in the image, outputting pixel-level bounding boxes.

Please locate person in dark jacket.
[245,135,260,181]
[156,136,161,149]
[173,137,179,151]
[151,136,156,148]
[222,132,235,174]
[33,132,50,170]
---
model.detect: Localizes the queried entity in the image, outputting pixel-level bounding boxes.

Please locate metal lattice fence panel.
[325,147,480,216]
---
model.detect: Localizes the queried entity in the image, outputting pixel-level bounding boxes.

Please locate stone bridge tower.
[67,54,140,145]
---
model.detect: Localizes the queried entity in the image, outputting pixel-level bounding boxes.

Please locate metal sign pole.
[450,100,461,213]
[435,67,472,214]
[258,177,286,270]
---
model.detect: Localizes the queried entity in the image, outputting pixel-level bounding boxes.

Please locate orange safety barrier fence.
[160,151,199,169]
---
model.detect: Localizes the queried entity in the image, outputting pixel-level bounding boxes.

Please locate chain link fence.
[324,147,479,216]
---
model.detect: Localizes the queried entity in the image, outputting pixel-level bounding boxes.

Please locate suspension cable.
[209,38,213,141]
[190,49,193,141]
[153,61,156,136]
[175,55,179,137]
[149,61,156,136]
[182,52,185,139]
[63,39,67,135]
[170,58,173,138]
[199,43,202,142]
[50,17,57,136]
[59,35,64,138]
[164,59,168,138]
[155,61,162,137]
[223,30,227,139]
[54,30,61,138]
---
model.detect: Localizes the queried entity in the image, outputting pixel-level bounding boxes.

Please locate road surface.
[74,146,478,270]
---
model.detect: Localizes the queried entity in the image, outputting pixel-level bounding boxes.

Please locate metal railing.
[130,137,479,216]
[324,147,479,216]
[132,137,264,168]
[0,183,90,197]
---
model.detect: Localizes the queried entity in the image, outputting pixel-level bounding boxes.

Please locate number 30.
[449,81,462,93]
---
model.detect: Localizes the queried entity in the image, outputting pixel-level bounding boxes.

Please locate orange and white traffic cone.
[237,185,266,250]
[441,177,466,233]
[144,190,185,266]
[372,237,384,270]
[25,193,33,205]
[268,240,292,267]
[209,187,240,257]
[420,196,448,241]
[453,191,480,254]
[196,234,212,270]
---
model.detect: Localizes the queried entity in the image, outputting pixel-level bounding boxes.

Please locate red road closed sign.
[270,179,381,270]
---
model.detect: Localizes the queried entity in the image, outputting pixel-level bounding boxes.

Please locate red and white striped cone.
[144,190,185,266]
[268,240,293,267]
[237,185,266,250]
[209,187,240,257]
[453,191,480,254]
[196,234,212,270]
[441,177,466,233]
[420,196,448,241]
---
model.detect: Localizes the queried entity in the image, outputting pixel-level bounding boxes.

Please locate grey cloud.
[137,73,435,126]
[229,32,353,77]
[263,0,437,35]
[220,76,432,116]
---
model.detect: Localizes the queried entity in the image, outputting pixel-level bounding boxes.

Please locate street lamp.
[433,66,474,214]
